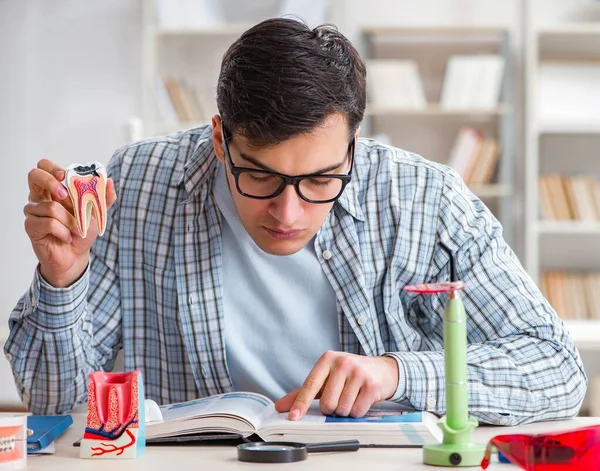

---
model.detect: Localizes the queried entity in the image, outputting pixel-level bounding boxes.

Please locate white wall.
[0,0,142,324]
[0,0,142,408]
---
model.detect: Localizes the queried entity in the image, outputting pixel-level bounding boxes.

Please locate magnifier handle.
[306,440,360,453]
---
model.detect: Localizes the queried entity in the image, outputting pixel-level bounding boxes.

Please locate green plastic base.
[423,415,486,467]
[423,443,485,468]
[423,442,487,467]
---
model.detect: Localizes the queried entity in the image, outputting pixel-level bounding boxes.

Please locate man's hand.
[274,351,399,421]
[24,159,117,287]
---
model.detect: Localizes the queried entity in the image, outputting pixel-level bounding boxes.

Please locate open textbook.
[146,392,442,447]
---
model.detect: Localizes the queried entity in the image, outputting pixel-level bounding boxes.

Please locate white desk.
[22,415,600,470]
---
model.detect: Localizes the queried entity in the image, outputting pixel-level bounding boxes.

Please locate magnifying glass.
[237,440,360,463]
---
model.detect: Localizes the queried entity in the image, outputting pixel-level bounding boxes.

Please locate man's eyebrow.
[239,152,347,175]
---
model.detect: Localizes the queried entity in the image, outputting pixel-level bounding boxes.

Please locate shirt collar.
[178,126,218,197]
[334,177,365,222]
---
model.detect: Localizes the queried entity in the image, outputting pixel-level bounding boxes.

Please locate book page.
[258,401,441,446]
[262,400,419,428]
[158,392,275,430]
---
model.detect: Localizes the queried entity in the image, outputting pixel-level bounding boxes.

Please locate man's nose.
[268,185,304,226]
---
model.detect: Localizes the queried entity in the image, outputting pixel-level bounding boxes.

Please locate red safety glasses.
[481,425,600,470]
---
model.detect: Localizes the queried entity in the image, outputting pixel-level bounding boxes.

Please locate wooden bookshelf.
[139,3,247,139]
[525,20,600,283]
[523,1,600,355]
[361,26,515,249]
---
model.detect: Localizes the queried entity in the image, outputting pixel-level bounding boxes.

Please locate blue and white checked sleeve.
[387,170,587,426]
[4,149,126,414]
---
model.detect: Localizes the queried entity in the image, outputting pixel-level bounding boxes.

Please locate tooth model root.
[73,178,105,238]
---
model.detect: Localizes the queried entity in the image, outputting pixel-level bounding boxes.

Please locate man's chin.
[253,233,310,256]
[258,242,306,256]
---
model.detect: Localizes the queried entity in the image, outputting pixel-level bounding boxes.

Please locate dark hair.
[217,17,366,148]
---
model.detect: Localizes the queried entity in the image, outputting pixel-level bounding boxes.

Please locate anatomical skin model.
[80,371,146,459]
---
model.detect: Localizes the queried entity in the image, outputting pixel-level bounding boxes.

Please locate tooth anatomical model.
[80,371,146,459]
[0,415,26,470]
[62,162,108,238]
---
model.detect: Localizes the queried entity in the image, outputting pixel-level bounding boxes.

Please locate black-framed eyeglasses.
[221,125,355,204]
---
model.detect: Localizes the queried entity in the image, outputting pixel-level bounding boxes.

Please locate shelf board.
[468,183,512,199]
[365,104,511,117]
[361,26,507,37]
[537,24,600,62]
[563,320,600,350]
[537,24,600,36]
[537,221,600,234]
[156,23,252,37]
[155,121,208,134]
[539,123,600,135]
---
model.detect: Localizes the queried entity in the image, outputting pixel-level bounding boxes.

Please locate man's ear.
[212,115,225,163]
[354,126,360,142]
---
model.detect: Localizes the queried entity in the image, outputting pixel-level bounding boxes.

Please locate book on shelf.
[446,127,500,185]
[440,54,505,110]
[467,139,501,185]
[367,59,427,110]
[447,127,481,179]
[538,175,557,220]
[539,174,600,221]
[540,271,600,320]
[157,77,212,125]
[146,391,442,447]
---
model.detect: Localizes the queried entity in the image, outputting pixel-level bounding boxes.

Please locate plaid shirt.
[6,125,586,424]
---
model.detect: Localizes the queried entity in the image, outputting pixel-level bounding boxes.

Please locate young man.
[8,18,585,425]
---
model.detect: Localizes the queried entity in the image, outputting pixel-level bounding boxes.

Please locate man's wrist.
[39,257,90,288]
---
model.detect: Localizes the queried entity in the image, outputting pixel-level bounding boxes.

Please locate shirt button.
[5,353,13,362]
[426,397,436,408]
[357,316,368,326]
[499,417,509,425]
[322,250,333,260]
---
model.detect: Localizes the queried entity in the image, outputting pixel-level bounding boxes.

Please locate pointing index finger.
[289,358,331,421]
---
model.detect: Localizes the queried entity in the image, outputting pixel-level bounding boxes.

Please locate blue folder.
[27,415,73,451]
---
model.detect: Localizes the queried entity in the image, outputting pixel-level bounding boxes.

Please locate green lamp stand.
[404,243,486,467]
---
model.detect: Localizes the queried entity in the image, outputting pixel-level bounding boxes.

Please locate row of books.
[447,127,501,185]
[540,271,600,320]
[367,54,505,110]
[156,77,213,125]
[539,174,600,221]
